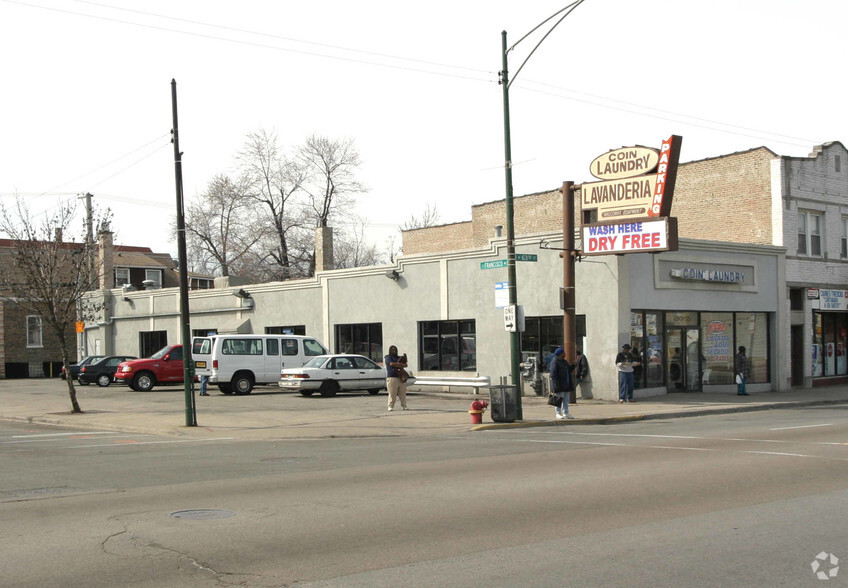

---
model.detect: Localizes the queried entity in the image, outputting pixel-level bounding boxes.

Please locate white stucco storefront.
[83,232,785,402]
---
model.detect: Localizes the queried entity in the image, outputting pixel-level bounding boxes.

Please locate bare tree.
[298,134,366,228]
[333,217,385,269]
[401,202,441,231]
[184,173,262,277]
[0,198,105,413]
[237,129,309,280]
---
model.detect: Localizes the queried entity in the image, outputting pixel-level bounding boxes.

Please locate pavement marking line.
[2,435,147,445]
[769,423,833,431]
[67,437,235,449]
[519,439,712,451]
[10,432,121,438]
[743,450,820,458]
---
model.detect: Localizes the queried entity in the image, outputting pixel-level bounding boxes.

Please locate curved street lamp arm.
[508,0,587,89]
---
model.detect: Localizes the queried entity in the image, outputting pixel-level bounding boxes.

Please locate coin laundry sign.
[580,135,682,256]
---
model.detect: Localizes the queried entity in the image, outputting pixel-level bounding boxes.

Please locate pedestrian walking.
[385,345,408,411]
[735,346,750,395]
[199,374,209,396]
[575,348,591,399]
[615,343,639,403]
[549,348,575,419]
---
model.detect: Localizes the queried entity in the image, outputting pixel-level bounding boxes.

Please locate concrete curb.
[471,398,848,431]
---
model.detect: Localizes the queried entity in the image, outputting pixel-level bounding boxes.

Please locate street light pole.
[499,30,522,420]
[499,1,586,420]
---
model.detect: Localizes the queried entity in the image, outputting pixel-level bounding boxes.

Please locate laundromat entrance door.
[666,327,701,393]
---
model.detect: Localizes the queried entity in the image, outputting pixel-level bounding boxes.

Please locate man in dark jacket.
[549,348,575,420]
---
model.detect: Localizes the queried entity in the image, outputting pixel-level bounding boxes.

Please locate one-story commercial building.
[81,141,848,399]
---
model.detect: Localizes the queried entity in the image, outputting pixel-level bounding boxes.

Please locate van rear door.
[192,337,213,376]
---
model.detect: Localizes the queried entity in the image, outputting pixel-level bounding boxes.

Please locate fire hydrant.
[469,400,489,424]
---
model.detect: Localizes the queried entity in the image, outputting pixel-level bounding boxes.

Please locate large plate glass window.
[419,320,476,371]
[335,323,383,362]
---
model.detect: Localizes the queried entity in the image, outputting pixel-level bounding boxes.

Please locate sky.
[1,0,845,260]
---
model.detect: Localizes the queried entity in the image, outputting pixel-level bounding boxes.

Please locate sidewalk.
[1,379,846,440]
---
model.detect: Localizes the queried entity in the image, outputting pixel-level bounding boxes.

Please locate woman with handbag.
[549,348,575,420]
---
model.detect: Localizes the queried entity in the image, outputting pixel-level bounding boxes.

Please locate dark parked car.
[60,355,106,383]
[78,355,137,387]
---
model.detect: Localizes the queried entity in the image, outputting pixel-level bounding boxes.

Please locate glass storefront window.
[812,312,848,377]
[419,320,476,371]
[644,312,664,388]
[666,311,698,326]
[735,313,769,383]
[701,313,734,385]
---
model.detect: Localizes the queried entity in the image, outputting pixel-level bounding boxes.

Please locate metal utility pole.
[499,30,522,421]
[171,79,196,427]
[499,1,586,420]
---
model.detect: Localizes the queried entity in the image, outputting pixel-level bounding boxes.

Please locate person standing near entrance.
[616,343,640,403]
[385,345,409,411]
[575,348,591,399]
[735,346,750,396]
[549,348,575,419]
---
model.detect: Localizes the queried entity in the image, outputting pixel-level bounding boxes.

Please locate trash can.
[488,385,518,423]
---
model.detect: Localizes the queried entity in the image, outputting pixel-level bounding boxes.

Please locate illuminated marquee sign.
[581,135,683,223]
[582,218,677,256]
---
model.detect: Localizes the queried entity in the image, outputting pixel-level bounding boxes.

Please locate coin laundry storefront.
[612,242,784,396]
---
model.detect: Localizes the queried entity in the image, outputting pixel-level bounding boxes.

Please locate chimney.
[314,226,334,273]
[98,229,114,290]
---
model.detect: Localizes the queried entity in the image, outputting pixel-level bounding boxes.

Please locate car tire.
[368,389,380,395]
[319,380,339,397]
[97,374,111,387]
[299,390,315,397]
[78,379,90,386]
[132,372,156,392]
[232,373,254,395]
[218,383,233,395]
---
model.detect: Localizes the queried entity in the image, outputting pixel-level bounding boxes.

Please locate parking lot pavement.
[0,379,846,440]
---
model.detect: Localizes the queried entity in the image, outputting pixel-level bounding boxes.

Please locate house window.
[419,320,476,372]
[26,315,43,348]
[115,267,130,286]
[797,211,822,257]
[335,323,383,362]
[145,269,162,288]
[842,217,848,259]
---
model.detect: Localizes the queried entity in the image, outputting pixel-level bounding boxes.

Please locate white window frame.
[798,211,823,257]
[145,269,162,288]
[26,315,43,348]
[115,267,130,286]
[842,216,848,259]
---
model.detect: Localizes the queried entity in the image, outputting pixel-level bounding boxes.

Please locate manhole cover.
[169,509,236,520]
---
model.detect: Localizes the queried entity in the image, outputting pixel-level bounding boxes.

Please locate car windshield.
[149,346,172,359]
[303,356,329,368]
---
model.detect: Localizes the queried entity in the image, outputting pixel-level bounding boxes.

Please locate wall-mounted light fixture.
[122,296,132,302]
[385,269,400,282]
[233,288,251,299]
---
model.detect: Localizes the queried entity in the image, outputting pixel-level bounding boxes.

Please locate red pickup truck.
[114,344,188,391]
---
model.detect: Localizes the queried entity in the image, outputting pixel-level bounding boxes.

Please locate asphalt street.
[2,406,848,586]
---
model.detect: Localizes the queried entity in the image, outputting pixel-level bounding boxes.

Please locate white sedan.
[279,354,394,397]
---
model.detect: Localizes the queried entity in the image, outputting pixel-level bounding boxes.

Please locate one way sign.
[503,304,525,332]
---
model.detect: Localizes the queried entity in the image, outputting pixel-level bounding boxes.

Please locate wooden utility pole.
[562,181,577,404]
[171,79,196,427]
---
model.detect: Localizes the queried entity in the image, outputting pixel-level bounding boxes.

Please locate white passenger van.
[191,334,328,395]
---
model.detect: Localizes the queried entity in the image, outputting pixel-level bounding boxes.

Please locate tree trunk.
[60,340,82,413]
